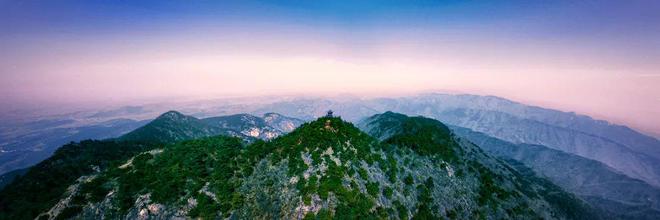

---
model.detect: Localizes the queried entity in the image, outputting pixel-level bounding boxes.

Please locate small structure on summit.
[326,110,334,118]
[323,110,337,132]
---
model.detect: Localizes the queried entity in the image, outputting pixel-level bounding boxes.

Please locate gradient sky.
[1,0,659,136]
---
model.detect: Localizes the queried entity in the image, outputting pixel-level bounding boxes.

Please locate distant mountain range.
[0,93,658,219]
[450,126,660,219]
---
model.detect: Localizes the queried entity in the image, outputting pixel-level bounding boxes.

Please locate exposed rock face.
[37,175,97,220]
[202,113,300,140]
[78,193,191,220]
[262,112,304,133]
[121,111,305,143]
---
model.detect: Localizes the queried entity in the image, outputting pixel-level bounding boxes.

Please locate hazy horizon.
[2,1,659,136]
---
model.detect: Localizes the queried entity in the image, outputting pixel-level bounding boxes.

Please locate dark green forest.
[0,114,599,220]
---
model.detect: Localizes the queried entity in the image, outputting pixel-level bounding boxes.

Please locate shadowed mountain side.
[450,126,660,219]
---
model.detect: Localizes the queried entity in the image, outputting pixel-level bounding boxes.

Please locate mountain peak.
[286,116,366,142]
[262,112,282,118]
[158,110,186,120]
[373,111,407,120]
[267,116,377,168]
[360,112,459,161]
[120,111,227,143]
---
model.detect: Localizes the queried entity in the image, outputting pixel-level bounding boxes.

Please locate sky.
[1,0,659,136]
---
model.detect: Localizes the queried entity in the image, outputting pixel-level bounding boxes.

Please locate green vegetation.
[366,181,380,197]
[394,200,409,220]
[87,136,246,217]
[70,117,389,219]
[384,186,394,199]
[0,140,158,220]
[473,162,512,206]
[413,179,437,219]
[385,156,398,183]
[254,117,391,219]
[404,174,414,185]
[0,112,601,220]
[119,111,230,143]
[358,167,369,179]
[384,116,460,162]
[266,117,379,175]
